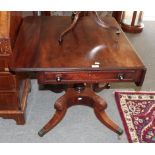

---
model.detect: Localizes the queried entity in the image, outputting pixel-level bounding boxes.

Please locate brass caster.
[116,128,123,140]
[116,127,123,135]
[38,128,46,137]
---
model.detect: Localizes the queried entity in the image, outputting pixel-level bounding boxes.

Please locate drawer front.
[0,73,17,90]
[38,70,136,84]
[0,92,19,110]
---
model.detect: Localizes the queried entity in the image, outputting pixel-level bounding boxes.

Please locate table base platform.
[38,84,123,137]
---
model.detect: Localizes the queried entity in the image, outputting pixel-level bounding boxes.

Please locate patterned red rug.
[115,91,155,143]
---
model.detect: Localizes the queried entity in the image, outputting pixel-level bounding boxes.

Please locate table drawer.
[38,70,136,84]
[0,72,18,90]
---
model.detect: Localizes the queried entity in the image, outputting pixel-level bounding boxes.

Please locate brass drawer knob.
[56,76,62,82]
[118,74,124,80]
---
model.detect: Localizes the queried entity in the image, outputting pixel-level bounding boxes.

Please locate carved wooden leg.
[94,109,123,135]
[38,84,123,137]
[92,93,123,135]
[38,95,67,137]
[58,11,81,44]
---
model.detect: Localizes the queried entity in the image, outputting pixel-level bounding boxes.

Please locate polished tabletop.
[12,16,145,72]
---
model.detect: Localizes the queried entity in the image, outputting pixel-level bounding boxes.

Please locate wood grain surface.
[12,16,145,72]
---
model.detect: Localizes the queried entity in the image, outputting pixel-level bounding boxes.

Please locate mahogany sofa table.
[11,16,146,137]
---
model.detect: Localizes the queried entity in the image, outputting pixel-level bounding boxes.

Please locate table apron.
[37,70,142,84]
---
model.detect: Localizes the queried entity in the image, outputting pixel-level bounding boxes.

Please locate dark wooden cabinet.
[0,11,30,124]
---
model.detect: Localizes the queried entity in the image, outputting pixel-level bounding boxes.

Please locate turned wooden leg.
[58,11,81,44]
[92,94,123,135]
[38,95,67,137]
